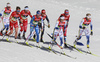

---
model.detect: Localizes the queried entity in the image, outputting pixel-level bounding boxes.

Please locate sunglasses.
[17,10,20,12]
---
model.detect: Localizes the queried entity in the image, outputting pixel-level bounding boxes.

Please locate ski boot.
[48,44,52,50]
[64,43,68,48]
[87,45,89,48]
[4,31,8,36]
[15,37,18,43]
[18,33,21,39]
[26,42,29,45]
[22,34,26,40]
[60,45,63,49]
[48,46,51,50]
[0,31,3,36]
[33,35,36,41]
[73,40,77,48]
[40,38,44,42]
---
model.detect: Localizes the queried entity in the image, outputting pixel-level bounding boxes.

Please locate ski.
[25,42,33,48]
[68,44,100,57]
[80,49,100,57]
[42,46,76,59]
[67,44,83,54]
[27,44,33,48]
[42,46,57,54]
[6,38,12,43]
[14,39,19,43]
[72,46,83,54]
[60,52,77,59]
[29,39,36,42]
[86,51,99,57]
[46,32,81,53]
[26,44,33,48]
[36,45,41,48]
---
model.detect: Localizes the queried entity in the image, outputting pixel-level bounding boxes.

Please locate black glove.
[82,26,85,29]
[90,31,93,35]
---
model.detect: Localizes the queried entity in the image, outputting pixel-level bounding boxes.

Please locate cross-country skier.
[49,16,67,49]
[7,6,21,39]
[74,13,93,48]
[18,6,32,39]
[0,3,13,36]
[58,9,70,48]
[39,9,50,42]
[25,10,43,45]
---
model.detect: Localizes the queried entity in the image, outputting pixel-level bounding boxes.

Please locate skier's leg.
[59,29,64,48]
[5,24,9,35]
[14,22,18,39]
[35,25,39,43]
[19,23,23,35]
[84,28,90,48]
[8,21,13,35]
[40,24,45,42]
[22,20,27,39]
[74,29,83,47]
[0,18,7,35]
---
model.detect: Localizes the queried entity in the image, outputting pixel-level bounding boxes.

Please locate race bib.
[12,17,17,21]
[21,15,27,19]
[33,21,38,25]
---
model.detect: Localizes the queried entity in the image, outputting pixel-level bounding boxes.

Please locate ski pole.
[25,29,36,42]
[44,23,48,27]
[1,16,5,28]
[76,35,85,37]
[0,29,15,41]
[45,31,63,49]
[76,34,92,37]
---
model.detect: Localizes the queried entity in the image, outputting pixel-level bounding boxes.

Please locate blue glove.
[55,27,59,30]
[0,13,2,17]
[79,26,82,29]
[79,26,85,29]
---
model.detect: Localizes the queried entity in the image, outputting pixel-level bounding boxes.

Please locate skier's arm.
[90,20,93,31]
[1,8,5,15]
[79,19,84,29]
[46,15,50,28]
[55,21,59,29]
[41,17,44,29]
[11,9,13,12]
[30,16,35,26]
[64,21,67,30]
[28,11,32,18]
[58,14,62,21]
[9,12,13,22]
[19,11,22,19]
[0,9,5,21]
[10,9,13,15]
[90,20,93,35]
[19,11,23,23]
[66,15,70,27]
[46,15,50,24]
[66,20,69,27]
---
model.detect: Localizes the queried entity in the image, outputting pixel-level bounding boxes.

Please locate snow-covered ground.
[0,0,100,62]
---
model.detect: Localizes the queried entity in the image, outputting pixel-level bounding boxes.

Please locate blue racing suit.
[27,15,43,43]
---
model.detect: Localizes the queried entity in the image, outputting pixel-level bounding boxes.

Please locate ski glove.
[0,13,2,17]
[55,27,59,30]
[79,26,82,29]
[48,24,50,28]
[79,26,85,29]
[90,30,93,35]
[82,27,85,29]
